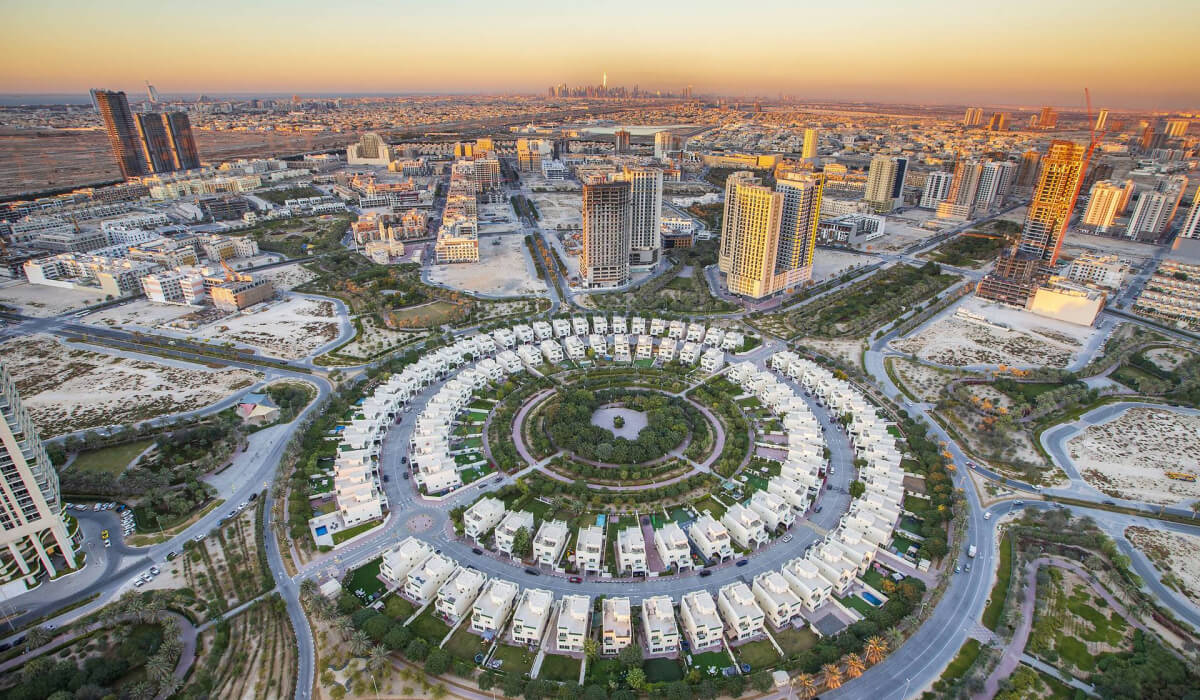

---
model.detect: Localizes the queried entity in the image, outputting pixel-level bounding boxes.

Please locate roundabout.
[301,315,925,693]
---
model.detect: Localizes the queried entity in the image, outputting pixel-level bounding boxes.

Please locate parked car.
[735,559,748,567]
[471,547,483,555]
[698,569,712,577]
[100,530,109,539]
[569,576,582,583]
[523,568,540,576]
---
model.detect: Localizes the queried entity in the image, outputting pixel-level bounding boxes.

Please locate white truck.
[967,544,978,558]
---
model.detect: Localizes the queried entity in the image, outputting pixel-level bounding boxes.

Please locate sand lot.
[1144,347,1195,372]
[0,334,262,436]
[0,281,102,317]
[869,211,947,253]
[82,300,196,329]
[1068,407,1200,505]
[426,234,547,297]
[799,337,864,369]
[890,357,954,402]
[1061,231,1161,263]
[477,202,520,235]
[257,263,318,291]
[190,296,341,360]
[811,249,879,283]
[527,191,582,231]
[1126,527,1200,607]
[335,315,428,360]
[893,297,1095,368]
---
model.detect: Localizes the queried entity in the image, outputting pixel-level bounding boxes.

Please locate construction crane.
[219,258,237,282]
[1049,88,1109,266]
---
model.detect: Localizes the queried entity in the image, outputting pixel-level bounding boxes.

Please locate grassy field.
[388,300,465,328]
[409,608,451,644]
[538,654,581,682]
[982,531,1013,631]
[840,594,878,616]
[345,557,385,602]
[491,644,535,676]
[331,518,382,545]
[688,650,731,672]
[443,628,489,661]
[70,439,154,475]
[926,233,1009,268]
[643,657,685,682]
[773,626,818,658]
[733,639,781,668]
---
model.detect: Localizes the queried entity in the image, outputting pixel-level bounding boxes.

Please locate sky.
[1,0,1197,110]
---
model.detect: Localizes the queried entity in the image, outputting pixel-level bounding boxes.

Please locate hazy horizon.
[2,0,1197,111]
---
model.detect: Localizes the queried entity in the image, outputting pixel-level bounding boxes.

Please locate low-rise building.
[436,567,487,622]
[679,590,724,651]
[380,537,435,587]
[511,588,554,646]
[495,510,535,558]
[616,525,648,576]
[472,579,520,637]
[602,597,634,655]
[749,490,795,531]
[689,514,734,563]
[641,595,681,654]
[403,552,457,604]
[717,582,766,641]
[752,571,803,629]
[654,522,695,570]
[577,526,605,574]
[557,594,591,653]
[722,503,768,550]
[464,497,506,540]
[533,519,569,567]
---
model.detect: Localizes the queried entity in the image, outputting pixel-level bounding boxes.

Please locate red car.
[568,576,583,583]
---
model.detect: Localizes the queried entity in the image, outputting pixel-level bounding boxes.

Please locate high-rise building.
[135,112,199,173]
[1015,149,1042,190]
[1165,119,1190,138]
[963,107,984,126]
[580,180,632,288]
[920,171,953,209]
[619,167,663,268]
[974,161,1016,211]
[1081,180,1133,233]
[801,129,818,160]
[1180,185,1200,240]
[864,155,907,213]
[1017,140,1086,264]
[719,171,822,299]
[1037,106,1058,130]
[613,129,631,154]
[936,159,983,220]
[94,89,149,179]
[1125,176,1188,242]
[1095,109,1109,132]
[987,112,1008,132]
[0,362,78,593]
[516,138,552,171]
[975,248,1048,307]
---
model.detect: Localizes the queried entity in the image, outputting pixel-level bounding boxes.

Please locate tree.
[425,648,451,676]
[512,526,533,558]
[350,630,372,656]
[821,663,842,689]
[844,653,865,679]
[503,673,524,697]
[479,671,498,691]
[368,645,390,674]
[617,643,643,668]
[582,637,600,663]
[749,671,774,693]
[625,667,647,690]
[405,638,430,662]
[864,636,888,665]
[849,480,866,499]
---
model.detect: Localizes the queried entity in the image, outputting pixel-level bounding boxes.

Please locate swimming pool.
[315,526,328,536]
[861,592,883,606]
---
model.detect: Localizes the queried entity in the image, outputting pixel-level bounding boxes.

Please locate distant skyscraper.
[134,111,199,173]
[864,155,907,213]
[0,362,78,591]
[1125,176,1188,241]
[620,167,663,268]
[974,161,1015,211]
[1094,109,1109,132]
[145,80,160,104]
[88,88,103,112]
[654,131,683,159]
[1180,185,1200,240]
[1165,119,1190,138]
[937,159,983,220]
[1015,149,1042,190]
[1037,106,1058,129]
[963,107,984,126]
[801,129,818,160]
[1017,140,1086,264]
[719,171,822,299]
[987,112,1008,131]
[580,180,632,288]
[920,171,954,208]
[613,129,630,154]
[94,89,149,178]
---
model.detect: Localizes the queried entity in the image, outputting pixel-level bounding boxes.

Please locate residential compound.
[718,170,823,299]
[435,155,501,264]
[0,363,78,596]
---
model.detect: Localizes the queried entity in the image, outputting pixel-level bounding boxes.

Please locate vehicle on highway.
[983,512,991,520]
[967,544,977,558]
[965,562,972,572]
[103,539,111,548]
[781,534,792,543]
[1014,500,1025,506]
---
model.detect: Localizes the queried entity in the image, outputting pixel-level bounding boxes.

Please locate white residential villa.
[533,519,569,567]
[495,510,535,557]
[602,596,634,655]
[641,595,681,654]
[511,588,554,646]
[379,537,434,588]
[654,522,695,571]
[557,594,591,653]
[679,590,724,651]
[471,578,520,637]
[689,514,734,563]
[616,526,648,576]
[464,497,506,540]
[752,570,803,629]
[722,503,768,550]
[436,567,487,622]
[403,552,457,604]
[718,581,766,641]
[577,525,605,574]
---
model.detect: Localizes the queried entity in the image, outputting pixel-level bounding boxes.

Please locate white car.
[983,512,991,520]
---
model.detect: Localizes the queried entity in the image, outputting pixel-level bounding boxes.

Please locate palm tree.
[864,636,888,665]
[886,627,905,651]
[792,673,818,699]
[300,579,319,599]
[367,645,390,674]
[821,663,842,690]
[334,616,355,640]
[350,630,372,656]
[844,653,865,679]
[146,655,175,686]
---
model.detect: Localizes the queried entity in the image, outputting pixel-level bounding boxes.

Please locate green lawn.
[687,650,731,674]
[643,657,685,682]
[345,557,385,602]
[70,440,155,475]
[692,496,727,519]
[383,595,415,621]
[443,628,489,662]
[408,609,451,644]
[635,358,655,368]
[733,639,781,669]
[891,535,919,556]
[982,531,1013,631]
[773,626,817,658]
[538,654,581,682]
[939,639,982,684]
[332,518,383,545]
[839,594,878,616]
[491,644,534,676]
[1054,633,1095,671]
[461,436,484,449]
[860,568,887,591]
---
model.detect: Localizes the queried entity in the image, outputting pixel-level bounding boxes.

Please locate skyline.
[2,0,1198,110]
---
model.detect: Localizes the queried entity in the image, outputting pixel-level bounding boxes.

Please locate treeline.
[686,378,752,477]
[893,412,957,561]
